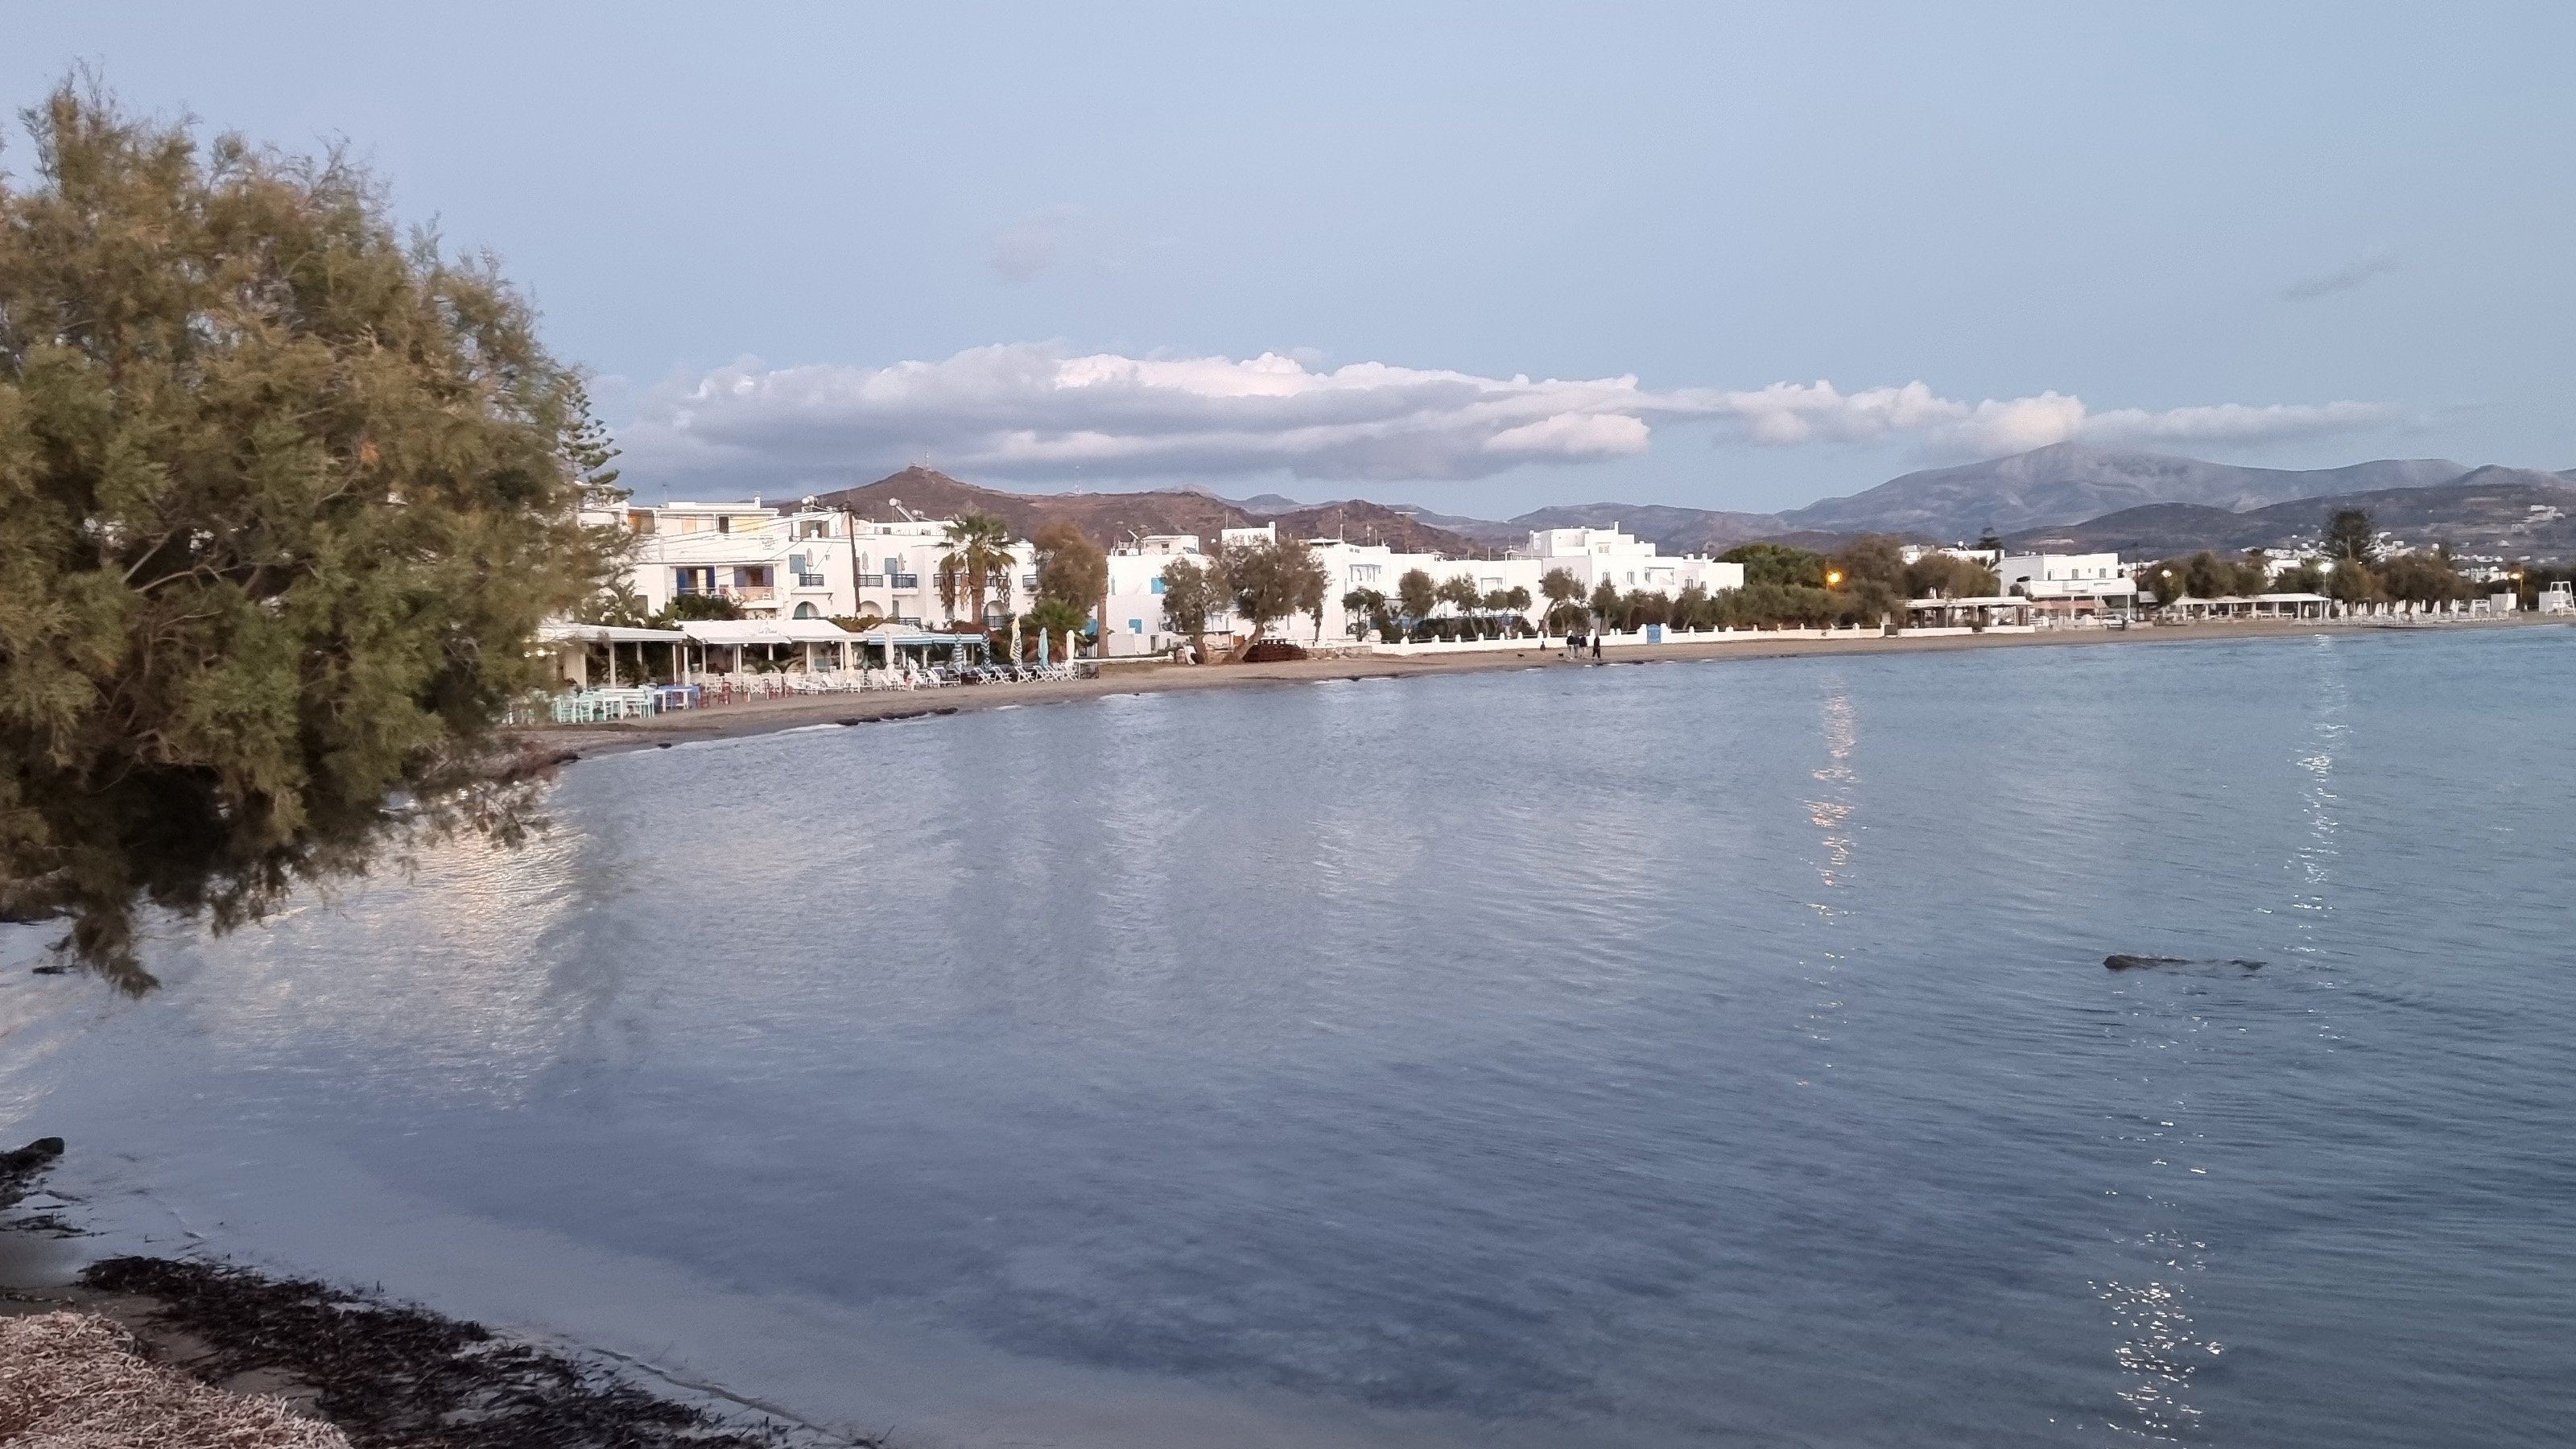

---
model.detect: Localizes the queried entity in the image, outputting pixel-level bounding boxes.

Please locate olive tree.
[1221,536,1327,654]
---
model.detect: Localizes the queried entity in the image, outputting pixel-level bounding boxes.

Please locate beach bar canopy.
[536,621,688,688]
[2155,592,2330,621]
[677,618,861,675]
[1901,596,2034,630]
[850,627,991,670]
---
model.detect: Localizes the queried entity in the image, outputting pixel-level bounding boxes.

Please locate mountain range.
[797,446,2576,564]
[2002,465,2576,558]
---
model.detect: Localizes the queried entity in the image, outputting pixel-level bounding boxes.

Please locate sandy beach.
[521,615,2567,759]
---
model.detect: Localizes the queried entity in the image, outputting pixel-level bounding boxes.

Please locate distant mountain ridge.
[2004,466,2576,558]
[811,468,1480,555]
[801,448,2576,566]
[1774,443,2470,540]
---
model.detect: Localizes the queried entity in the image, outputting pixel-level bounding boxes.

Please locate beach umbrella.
[1037,628,1050,666]
[1009,616,1022,663]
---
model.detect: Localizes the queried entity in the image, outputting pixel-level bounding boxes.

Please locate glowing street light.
[1825,570,1843,588]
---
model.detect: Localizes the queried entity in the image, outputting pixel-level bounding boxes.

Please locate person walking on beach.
[1591,631,1604,662]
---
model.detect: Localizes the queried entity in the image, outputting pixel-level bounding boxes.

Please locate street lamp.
[1825,570,1843,588]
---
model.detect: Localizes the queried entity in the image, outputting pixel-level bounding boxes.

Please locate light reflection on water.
[6,628,2575,1448]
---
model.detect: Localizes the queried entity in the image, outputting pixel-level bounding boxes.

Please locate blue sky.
[10,2,2574,514]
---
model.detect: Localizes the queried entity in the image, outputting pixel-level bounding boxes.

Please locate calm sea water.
[5,627,2573,1447]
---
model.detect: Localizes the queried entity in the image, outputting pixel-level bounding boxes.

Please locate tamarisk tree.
[0,82,615,989]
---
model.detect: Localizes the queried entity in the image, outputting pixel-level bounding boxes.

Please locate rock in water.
[2,1135,65,1208]
[2103,955,2265,972]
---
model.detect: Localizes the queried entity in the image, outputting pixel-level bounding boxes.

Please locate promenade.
[518,613,2569,759]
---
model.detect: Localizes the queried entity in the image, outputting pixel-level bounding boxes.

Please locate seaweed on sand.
[79,1257,880,1449]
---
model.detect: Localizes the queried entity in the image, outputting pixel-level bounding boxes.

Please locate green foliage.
[1718,542,1826,588]
[938,509,1016,625]
[1539,567,1581,607]
[1158,555,1220,644]
[1023,596,1090,648]
[1904,552,2000,600]
[2137,551,2268,603]
[0,81,612,989]
[1340,587,1389,639]
[1825,535,1907,624]
[1221,536,1327,645]
[1396,567,1436,622]
[660,591,742,622]
[1032,520,1106,610]
[1711,582,1844,628]
[2326,508,2377,564]
[1670,582,1714,629]
[1587,579,1620,622]
[2275,559,2327,595]
[2376,548,2471,605]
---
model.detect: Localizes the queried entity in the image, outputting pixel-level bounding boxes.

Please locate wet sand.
[521,616,2566,758]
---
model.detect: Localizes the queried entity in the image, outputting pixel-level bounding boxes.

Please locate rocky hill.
[811,468,1478,555]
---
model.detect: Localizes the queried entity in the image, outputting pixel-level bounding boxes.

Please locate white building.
[617,502,1038,628]
[1994,551,2138,618]
[1100,521,1748,651]
[613,502,1754,654]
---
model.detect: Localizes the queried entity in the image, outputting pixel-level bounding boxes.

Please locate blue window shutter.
[789,553,807,574]
[1150,577,1166,594]
[1129,619,1143,633]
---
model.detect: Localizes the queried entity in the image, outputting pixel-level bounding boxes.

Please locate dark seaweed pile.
[80,1257,879,1449]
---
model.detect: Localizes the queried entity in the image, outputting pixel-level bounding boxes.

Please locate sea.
[3,625,2571,1448]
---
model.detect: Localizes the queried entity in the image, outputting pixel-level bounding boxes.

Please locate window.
[788,554,807,576]
[1129,618,1144,633]
[794,602,819,619]
[716,515,730,534]
[1150,577,1167,594]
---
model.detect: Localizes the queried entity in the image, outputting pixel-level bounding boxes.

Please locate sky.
[8,2,2574,516]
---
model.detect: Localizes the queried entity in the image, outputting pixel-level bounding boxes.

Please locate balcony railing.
[889,573,921,589]
[795,573,828,588]
[854,573,886,587]
[719,585,774,601]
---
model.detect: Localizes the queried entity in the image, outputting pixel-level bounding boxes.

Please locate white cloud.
[616,342,2396,489]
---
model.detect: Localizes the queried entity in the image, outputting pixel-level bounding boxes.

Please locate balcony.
[719,585,774,602]
[889,573,921,590]
[795,572,828,588]
[854,573,887,587]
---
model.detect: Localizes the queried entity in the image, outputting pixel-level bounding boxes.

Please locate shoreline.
[1,1253,861,1447]
[517,614,2569,759]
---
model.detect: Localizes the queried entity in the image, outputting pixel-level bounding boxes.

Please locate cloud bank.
[617,343,2396,489]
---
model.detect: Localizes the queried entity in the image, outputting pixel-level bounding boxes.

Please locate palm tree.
[938,510,1017,629]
